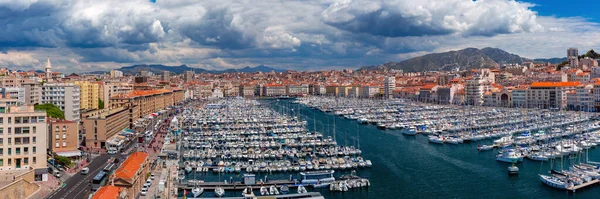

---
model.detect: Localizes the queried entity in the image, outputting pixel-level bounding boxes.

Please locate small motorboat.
[260,186,269,195]
[297,185,307,194]
[280,184,289,194]
[477,144,494,151]
[214,187,225,197]
[508,164,519,176]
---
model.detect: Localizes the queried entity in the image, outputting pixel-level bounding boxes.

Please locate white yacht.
[539,174,571,190]
[496,149,523,163]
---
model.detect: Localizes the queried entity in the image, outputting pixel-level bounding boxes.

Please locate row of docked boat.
[177,98,372,191]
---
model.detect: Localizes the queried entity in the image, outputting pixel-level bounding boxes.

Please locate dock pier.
[568,179,600,192]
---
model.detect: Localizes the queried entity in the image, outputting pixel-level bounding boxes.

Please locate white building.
[359,85,380,98]
[527,82,580,109]
[287,84,309,96]
[384,77,395,99]
[41,83,81,121]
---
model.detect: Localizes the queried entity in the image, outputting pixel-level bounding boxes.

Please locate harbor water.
[181,99,600,198]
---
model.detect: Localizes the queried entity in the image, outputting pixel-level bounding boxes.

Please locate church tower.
[45,57,52,82]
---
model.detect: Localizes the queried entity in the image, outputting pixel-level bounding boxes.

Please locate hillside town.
[0,47,597,199]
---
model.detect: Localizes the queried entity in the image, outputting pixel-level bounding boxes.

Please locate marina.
[172,97,600,198]
[174,99,371,198]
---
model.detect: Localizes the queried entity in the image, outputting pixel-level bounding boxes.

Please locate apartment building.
[74,81,100,111]
[22,82,41,105]
[239,84,256,97]
[0,87,25,105]
[262,84,286,96]
[82,107,130,149]
[111,152,149,199]
[47,119,80,158]
[41,83,81,122]
[109,70,123,78]
[0,103,47,178]
[384,77,396,99]
[110,90,175,129]
[287,84,309,96]
[527,82,580,109]
[359,84,380,98]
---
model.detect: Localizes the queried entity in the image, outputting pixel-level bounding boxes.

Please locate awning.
[55,150,82,157]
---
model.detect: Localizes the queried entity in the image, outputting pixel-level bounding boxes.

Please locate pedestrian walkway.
[29,175,62,199]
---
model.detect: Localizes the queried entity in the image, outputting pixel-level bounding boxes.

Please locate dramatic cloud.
[0,0,596,72]
[321,0,542,37]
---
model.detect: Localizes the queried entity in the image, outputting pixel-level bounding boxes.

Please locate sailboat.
[214,187,225,197]
[214,169,225,197]
[192,168,203,197]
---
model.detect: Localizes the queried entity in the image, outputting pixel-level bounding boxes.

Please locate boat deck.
[567,179,600,192]
[179,179,298,190]
[188,192,324,199]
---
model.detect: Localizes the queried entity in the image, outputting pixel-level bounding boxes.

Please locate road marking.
[57,157,108,199]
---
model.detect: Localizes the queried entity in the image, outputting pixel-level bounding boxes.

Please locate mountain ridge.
[360,47,534,72]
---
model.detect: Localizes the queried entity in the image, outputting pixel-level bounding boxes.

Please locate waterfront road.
[47,154,111,199]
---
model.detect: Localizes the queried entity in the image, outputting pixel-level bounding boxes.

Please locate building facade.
[47,119,80,158]
[0,103,47,177]
[111,152,149,199]
[41,83,81,122]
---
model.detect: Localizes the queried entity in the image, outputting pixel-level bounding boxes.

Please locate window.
[23,147,28,154]
[62,133,66,139]
[32,127,36,134]
[22,117,28,123]
[15,148,19,155]
[0,148,3,156]
[0,107,5,113]
[0,127,3,135]
[23,158,28,165]
[55,126,59,132]
[8,159,11,166]
[31,117,36,123]
[7,138,10,145]
[14,117,20,124]
[33,157,36,164]
[32,147,36,154]
[32,137,36,144]
[62,126,66,131]
[62,142,66,147]
[55,134,59,139]
[7,148,11,155]
[38,116,45,123]
[0,117,3,124]
[7,117,10,124]
[55,143,59,148]
[14,127,20,134]
[22,127,29,134]
[7,127,10,135]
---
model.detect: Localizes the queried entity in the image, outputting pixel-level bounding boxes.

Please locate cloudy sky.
[0,0,599,72]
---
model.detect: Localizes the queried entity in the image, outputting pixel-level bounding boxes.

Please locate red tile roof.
[113,152,148,180]
[92,185,123,199]
[530,82,581,87]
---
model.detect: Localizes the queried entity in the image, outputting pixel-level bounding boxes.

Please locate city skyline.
[1,0,599,72]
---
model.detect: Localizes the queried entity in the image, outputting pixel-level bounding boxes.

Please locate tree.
[54,155,73,168]
[34,103,65,119]
[98,98,105,109]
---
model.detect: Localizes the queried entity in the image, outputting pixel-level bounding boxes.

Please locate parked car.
[80,167,89,175]
[150,174,155,180]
